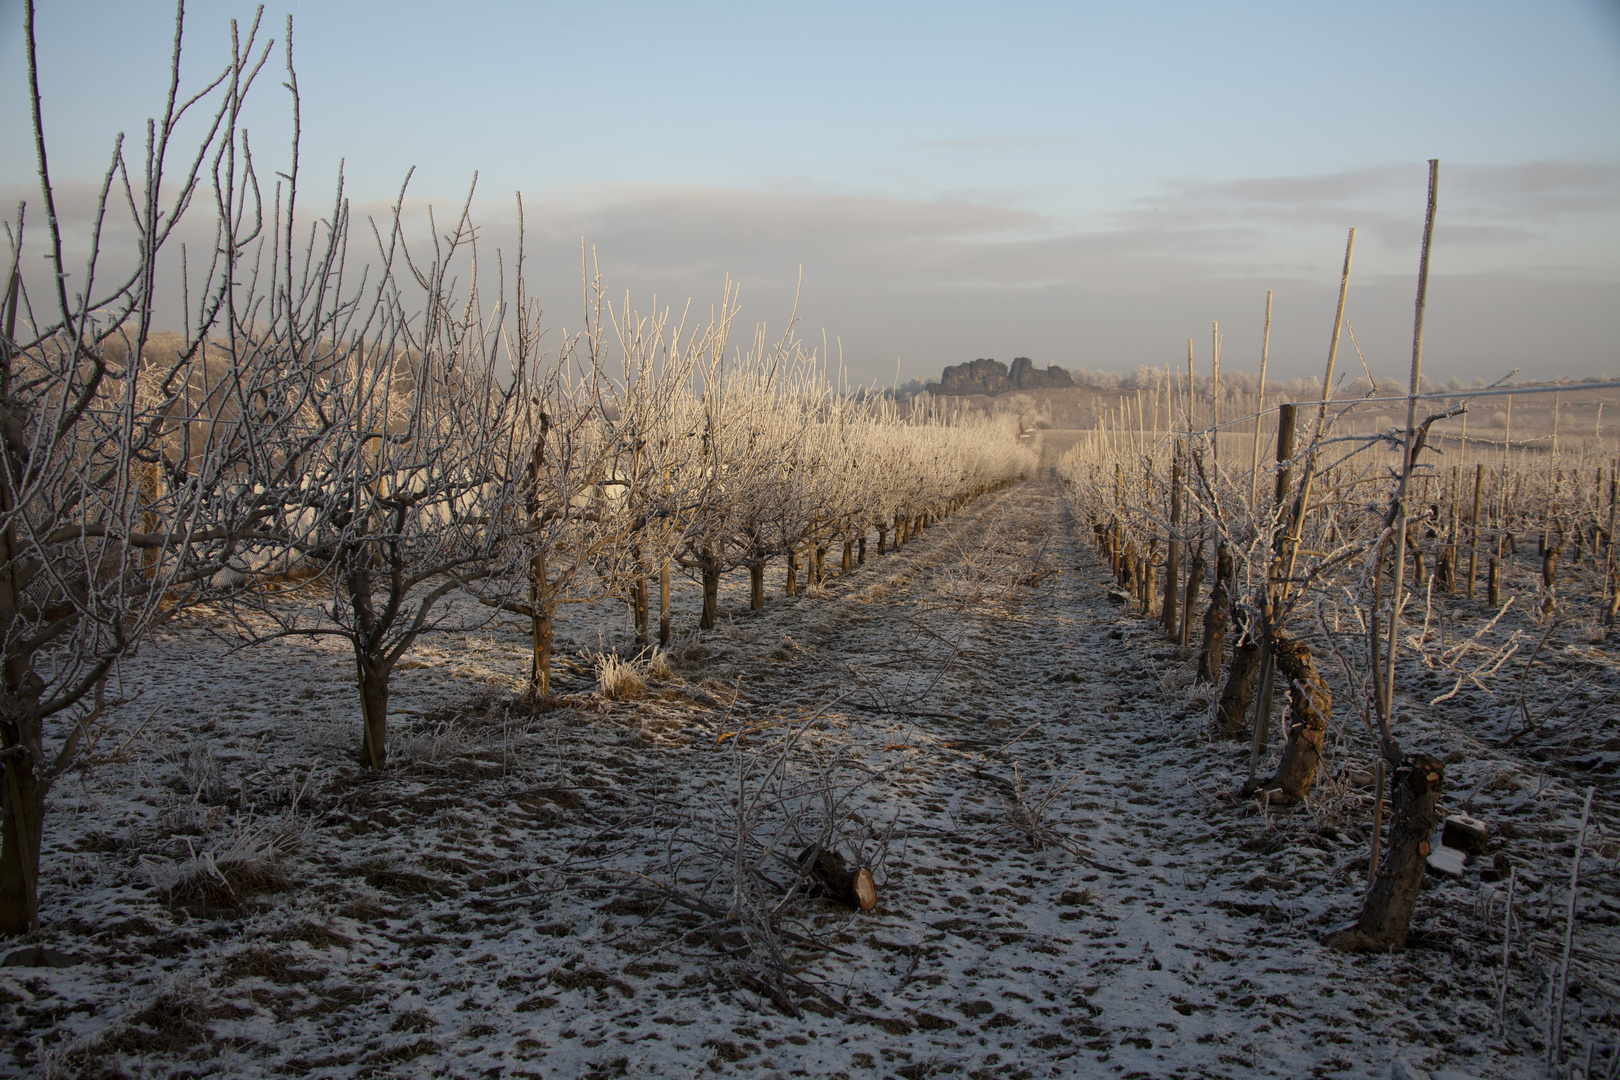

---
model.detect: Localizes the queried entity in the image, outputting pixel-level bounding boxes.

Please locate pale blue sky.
[4,1,1618,383]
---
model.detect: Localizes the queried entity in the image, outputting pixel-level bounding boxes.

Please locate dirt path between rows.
[4,476,1611,1079]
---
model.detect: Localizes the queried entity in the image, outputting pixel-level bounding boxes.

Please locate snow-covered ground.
[2,476,1615,1079]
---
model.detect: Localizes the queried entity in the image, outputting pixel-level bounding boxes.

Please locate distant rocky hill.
[929,357,1075,395]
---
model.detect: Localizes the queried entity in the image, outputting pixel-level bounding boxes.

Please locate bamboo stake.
[1498,869,1515,1037]
[1380,160,1440,756]
[1550,787,1595,1067]
[1164,445,1182,638]
[1212,321,1221,461]
[1251,290,1272,508]
[1186,338,1196,437]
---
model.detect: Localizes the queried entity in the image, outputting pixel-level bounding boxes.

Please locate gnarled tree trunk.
[356,648,391,769]
[1215,639,1260,738]
[700,547,721,629]
[1326,754,1445,951]
[0,711,45,936]
[749,562,765,610]
[1196,543,1232,683]
[1245,633,1330,803]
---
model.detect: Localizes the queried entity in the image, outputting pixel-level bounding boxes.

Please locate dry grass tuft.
[148,813,302,913]
[645,648,676,682]
[594,652,648,701]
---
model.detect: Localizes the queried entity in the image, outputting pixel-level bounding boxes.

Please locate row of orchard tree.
[0,6,1033,935]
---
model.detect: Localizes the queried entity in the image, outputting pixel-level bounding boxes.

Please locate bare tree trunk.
[1216,640,1261,738]
[749,561,764,610]
[659,558,671,648]
[842,538,853,573]
[876,527,887,556]
[356,648,390,769]
[0,719,44,935]
[1245,633,1330,803]
[858,535,866,564]
[786,547,799,596]
[532,549,554,696]
[700,547,720,629]
[1409,524,1428,590]
[1436,544,1455,592]
[1326,754,1445,951]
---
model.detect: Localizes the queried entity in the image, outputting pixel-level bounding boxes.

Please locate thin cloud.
[1129,160,1620,243]
[916,135,1069,150]
[6,165,1614,383]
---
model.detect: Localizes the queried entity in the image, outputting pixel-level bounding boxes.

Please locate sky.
[3,0,1618,385]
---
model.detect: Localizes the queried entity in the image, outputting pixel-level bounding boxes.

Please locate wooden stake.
[1163,446,1182,638]
[1211,321,1221,461]
[1380,160,1439,752]
[1251,290,1272,508]
[1467,462,1484,599]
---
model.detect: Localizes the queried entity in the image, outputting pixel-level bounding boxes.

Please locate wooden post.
[1163,446,1182,638]
[1186,338,1197,438]
[1606,461,1618,626]
[1449,465,1460,588]
[634,549,650,645]
[1467,462,1483,599]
